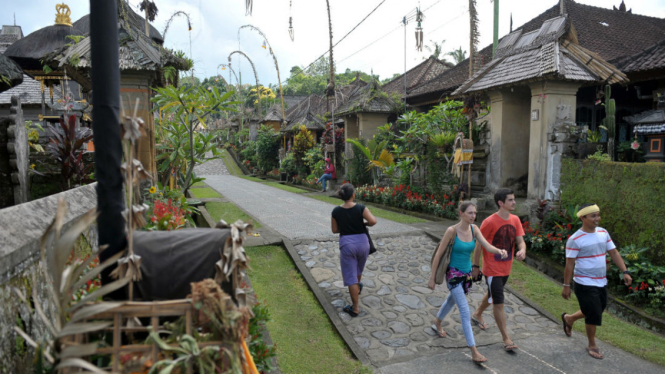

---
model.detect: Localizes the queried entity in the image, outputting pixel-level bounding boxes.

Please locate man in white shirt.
[561,204,632,359]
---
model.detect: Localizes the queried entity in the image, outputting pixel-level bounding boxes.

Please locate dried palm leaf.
[109,253,143,282]
[55,358,109,373]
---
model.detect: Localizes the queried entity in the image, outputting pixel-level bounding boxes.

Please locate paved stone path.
[203,175,417,240]
[194,154,230,176]
[201,159,665,374]
[294,235,560,365]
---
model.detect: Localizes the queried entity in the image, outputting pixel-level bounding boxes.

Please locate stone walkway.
[294,235,559,365]
[203,175,417,240]
[201,159,665,374]
[194,154,230,176]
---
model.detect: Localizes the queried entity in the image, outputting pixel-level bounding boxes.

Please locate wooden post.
[468,121,472,198]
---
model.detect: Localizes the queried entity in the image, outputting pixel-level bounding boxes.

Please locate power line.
[340,7,467,67]
[293,0,389,79]
[283,0,445,84]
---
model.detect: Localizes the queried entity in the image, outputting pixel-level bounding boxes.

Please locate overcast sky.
[4,0,665,86]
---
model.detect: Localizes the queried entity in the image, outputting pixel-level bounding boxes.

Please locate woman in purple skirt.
[331,183,377,317]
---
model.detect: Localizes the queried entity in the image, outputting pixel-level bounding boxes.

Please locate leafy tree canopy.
[282,56,378,96]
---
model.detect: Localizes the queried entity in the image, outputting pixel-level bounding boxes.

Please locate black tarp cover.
[133,228,232,301]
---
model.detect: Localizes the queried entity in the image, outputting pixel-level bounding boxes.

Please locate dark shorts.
[574,282,607,326]
[486,275,509,304]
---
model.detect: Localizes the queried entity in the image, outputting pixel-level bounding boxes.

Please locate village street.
[200,168,664,374]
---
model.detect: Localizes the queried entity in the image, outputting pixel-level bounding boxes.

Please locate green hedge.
[560,159,665,265]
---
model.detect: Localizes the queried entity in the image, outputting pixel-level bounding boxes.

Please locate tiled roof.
[382,56,451,96]
[615,39,665,74]
[0,74,63,105]
[409,0,665,99]
[453,15,628,95]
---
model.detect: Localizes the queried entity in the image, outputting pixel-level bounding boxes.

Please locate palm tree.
[447,47,467,65]
[424,39,448,63]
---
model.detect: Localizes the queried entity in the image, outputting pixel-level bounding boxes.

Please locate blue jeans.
[317,173,333,190]
[437,283,476,347]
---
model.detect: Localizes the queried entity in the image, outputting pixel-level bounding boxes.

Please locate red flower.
[566,224,572,230]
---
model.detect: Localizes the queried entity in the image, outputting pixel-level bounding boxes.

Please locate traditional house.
[382,56,452,111]
[281,94,327,143]
[8,1,190,175]
[398,0,665,203]
[259,95,308,133]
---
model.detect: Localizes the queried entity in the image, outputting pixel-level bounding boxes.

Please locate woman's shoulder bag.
[431,229,457,285]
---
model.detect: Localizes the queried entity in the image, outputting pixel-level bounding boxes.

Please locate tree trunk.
[183,117,195,195]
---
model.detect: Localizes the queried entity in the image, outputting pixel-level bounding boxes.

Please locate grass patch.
[509,261,665,366]
[189,187,222,199]
[239,175,265,183]
[192,181,207,187]
[247,246,371,374]
[219,149,243,176]
[308,195,428,224]
[206,201,262,229]
[265,182,308,194]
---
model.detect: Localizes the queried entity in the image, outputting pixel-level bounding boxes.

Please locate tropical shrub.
[256,126,280,173]
[43,114,94,191]
[608,245,665,314]
[561,159,665,265]
[292,125,316,166]
[346,138,372,186]
[152,84,237,194]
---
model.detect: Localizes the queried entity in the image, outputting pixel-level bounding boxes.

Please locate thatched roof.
[0,54,23,93]
[336,80,399,116]
[46,3,189,73]
[452,15,628,96]
[281,95,326,132]
[74,12,164,45]
[4,24,84,70]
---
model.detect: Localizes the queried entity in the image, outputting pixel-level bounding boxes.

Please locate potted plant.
[578,128,607,159]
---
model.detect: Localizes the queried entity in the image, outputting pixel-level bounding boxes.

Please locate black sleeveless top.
[332,204,366,236]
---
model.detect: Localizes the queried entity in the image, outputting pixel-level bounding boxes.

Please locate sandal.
[471,316,488,330]
[561,312,572,337]
[430,324,446,338]
[472,356,488,364]
[343,305,359,317]
[358,282,364,295]
[587,347,603,359]
[504,342,518,351]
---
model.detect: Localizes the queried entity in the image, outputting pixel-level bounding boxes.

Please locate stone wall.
[0,184,97,374]
[0,96,29,208]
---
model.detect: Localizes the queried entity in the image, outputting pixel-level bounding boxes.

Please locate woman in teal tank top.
[428,201,508,364]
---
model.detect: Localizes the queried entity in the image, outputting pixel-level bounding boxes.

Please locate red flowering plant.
[355,184,457,219]
[609,244,665,313]
[143,186,197,231]
[66,251,102,302]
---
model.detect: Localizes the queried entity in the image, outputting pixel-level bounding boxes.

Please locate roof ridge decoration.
[55,3,73,27]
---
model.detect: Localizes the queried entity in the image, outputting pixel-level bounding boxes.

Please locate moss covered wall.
[560,159,665,265]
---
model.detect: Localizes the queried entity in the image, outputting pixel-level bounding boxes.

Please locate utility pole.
[492,0,499,58]
[403,16,407,107]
